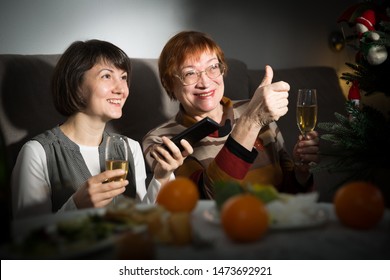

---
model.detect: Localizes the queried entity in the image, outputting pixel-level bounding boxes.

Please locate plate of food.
[5,200,150,259]
[2,198,196,259]
[203,192,328,230]
[265,193,328,230]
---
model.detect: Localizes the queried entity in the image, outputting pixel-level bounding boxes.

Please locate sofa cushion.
[0,54,64,169]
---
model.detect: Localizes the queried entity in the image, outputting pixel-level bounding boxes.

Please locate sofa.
[0,54,347,204]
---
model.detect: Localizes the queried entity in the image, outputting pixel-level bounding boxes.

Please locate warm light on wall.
[337,67,350,99]
[328,31,345,52]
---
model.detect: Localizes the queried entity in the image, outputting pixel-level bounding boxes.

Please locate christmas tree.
[313,0,390,205]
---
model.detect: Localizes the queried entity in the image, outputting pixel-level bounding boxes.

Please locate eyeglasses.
[175,63,225,86]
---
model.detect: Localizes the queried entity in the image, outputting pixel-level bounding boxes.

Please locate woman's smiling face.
[80,60,129,122]
[173,52,224,120]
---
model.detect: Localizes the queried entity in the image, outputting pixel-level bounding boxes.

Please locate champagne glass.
[105,135,129,203]
[296,89,317,164]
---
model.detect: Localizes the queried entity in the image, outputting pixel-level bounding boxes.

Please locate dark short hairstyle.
[159,31,227,100]
[52,39,132,116]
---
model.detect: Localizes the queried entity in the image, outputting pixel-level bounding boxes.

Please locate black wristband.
[226,135,258,163]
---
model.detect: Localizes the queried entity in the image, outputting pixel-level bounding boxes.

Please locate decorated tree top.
[338,0,390,96]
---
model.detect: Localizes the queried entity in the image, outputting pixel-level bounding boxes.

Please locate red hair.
[158,31,227,100]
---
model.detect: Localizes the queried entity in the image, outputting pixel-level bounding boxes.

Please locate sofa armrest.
[0,54,64,169]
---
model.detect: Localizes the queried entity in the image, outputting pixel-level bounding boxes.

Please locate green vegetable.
[214,181,243,210]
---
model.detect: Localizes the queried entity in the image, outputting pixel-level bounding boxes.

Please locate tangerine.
[156,177,199,213]
[334,181,385,229]
[220,193,269,242]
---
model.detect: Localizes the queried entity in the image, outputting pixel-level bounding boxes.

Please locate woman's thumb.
[259,65,273,87]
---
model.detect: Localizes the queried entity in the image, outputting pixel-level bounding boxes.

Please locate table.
[5,200,390,260]
[157,200,390,260]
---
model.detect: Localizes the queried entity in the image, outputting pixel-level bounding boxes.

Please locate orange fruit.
[334,181,385,229]
[156,177,199,213]
[220,193,269,242]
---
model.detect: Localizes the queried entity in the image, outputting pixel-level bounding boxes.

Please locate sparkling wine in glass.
[296,89,317,138]
[296,89,317,165]
[105,135,129,203]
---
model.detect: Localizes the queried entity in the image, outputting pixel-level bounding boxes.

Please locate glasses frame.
[175,62,225,86]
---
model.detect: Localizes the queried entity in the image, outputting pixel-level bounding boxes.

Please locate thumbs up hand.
[245,65,290,128]
[259,64,274,87]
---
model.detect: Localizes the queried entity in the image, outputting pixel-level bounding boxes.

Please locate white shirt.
[11,138,171,219]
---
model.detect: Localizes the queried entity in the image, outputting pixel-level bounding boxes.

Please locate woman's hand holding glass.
[72,135,131,209]
[294,89,320,168]
[72,169,128,209]
[293,131,320,167]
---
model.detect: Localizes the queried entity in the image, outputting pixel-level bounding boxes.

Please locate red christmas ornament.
[348,80,361,106]
[355,9,376,31]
